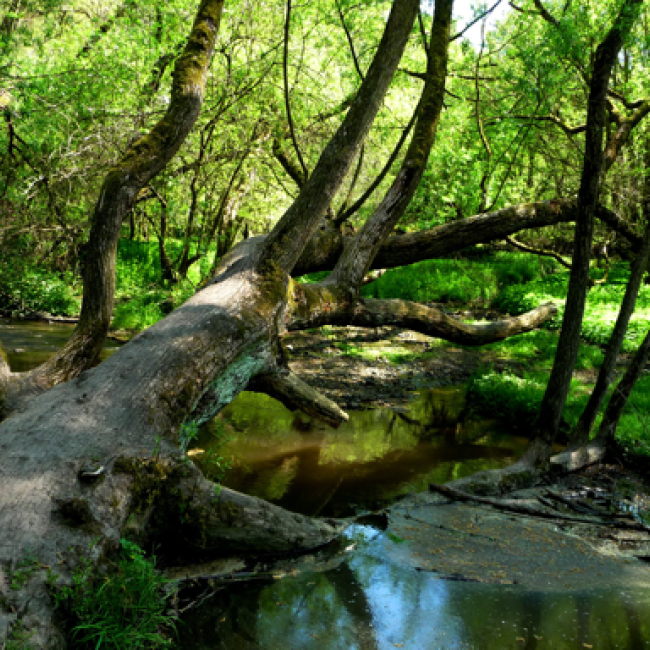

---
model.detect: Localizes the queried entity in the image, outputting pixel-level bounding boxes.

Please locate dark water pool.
[196,389,528,518]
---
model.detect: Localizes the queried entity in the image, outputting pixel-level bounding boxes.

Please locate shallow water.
[0,318,121,371]
[196,389,527,517]
[4,319,648,647]
[179,524,650,650]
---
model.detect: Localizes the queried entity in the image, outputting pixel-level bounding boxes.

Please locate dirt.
[284,322,522,411]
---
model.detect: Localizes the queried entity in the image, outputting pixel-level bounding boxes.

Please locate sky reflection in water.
[180,525,650,649]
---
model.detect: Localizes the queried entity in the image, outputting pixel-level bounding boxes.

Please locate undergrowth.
[466,369,589,433]
[360,251,561,305]
[467,367,650,455]
[0,243,79,317]
[494,262,650,351]
[112,239,216,331]
[53,539,177,649]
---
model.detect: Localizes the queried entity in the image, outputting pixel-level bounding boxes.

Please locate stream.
[2,319,650,649]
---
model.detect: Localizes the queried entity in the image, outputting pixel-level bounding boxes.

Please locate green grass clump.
[478,330,604,370]
[466,370,548,430]
[612,374,650,458]
[54,539,177,649]
[466,368,589,432]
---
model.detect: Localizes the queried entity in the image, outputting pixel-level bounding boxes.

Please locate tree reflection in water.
[179,525,650,649]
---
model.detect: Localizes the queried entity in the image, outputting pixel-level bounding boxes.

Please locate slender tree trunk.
[572,180,650,445]
[4,0,225,394]
[526,0,642,464]
[596,327,650,446]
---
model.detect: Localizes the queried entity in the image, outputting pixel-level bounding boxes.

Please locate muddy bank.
[284,325,487,411]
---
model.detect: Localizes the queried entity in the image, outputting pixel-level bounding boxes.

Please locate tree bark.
[526,0,642,464]
[571,206,650,445]
[257,0,420,275]
[325,0,452,295]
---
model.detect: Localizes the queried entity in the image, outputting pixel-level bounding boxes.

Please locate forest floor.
[284,305,542,411]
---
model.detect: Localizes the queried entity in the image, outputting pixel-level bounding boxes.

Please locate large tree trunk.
[0,2,561,643]
[0,1,422,644]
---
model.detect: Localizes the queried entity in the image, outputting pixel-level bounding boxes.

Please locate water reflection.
[179,525,650,649]
[0,318,120,371]
[196,390,528,517]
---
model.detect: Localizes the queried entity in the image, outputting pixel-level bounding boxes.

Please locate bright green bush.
[466,370,548,430]
[54,539,177,649]
[0,246,79,316]
[494,262,650,351]
[360,252,560,305]
[112,239,216,331]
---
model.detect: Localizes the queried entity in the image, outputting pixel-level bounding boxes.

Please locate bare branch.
[505,235,572,268]
[336,104,418,225]
[286,291,557,344]
[336,0,365,80]
[451,0,503,42]
[532,0,559,27]
[282,0,309,184]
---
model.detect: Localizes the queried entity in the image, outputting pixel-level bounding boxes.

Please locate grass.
[494,262,650,352]
[466,368,590,433]
[466,365,650,457]
[53,539,177,649]
[613,374,650,458]
[478,330,604,370]
[361,251,561,305]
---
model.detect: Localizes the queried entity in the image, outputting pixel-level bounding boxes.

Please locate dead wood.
[429,483,650,532]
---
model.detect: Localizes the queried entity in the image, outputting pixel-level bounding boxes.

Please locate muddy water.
[0,318,121,371]
[196,390,527,517]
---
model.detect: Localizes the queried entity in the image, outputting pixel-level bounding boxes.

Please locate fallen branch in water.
[429,483,650,533]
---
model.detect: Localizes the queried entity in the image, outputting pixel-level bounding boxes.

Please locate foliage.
[178,420,199,456]
[10,550,40,590]
[0,245,79,317]
[466,368,588,432]
[53,539,177,650]
[111,239,212,331]
[361,252,561,305]
[494,262,650,351]
[612,374,650,459]
[479,330,604,370]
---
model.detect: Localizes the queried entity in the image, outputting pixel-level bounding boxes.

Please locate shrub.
[0,251,79,316]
